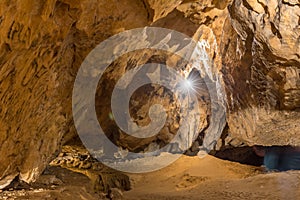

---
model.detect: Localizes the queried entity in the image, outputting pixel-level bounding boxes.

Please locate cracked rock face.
[0,0,149,188]
[0,0,299,189]
[0,0,229,188]
[221,0,300,146]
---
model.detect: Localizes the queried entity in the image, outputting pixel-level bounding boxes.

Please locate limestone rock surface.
[0,0,149,188]
[1,0,300,190]
[222,0,300,146]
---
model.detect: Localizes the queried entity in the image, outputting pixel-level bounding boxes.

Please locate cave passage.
[262,146,300,172]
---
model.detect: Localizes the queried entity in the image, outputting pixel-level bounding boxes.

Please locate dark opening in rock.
[212,146,264,166]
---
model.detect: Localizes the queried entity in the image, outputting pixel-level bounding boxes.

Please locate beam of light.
[178,72,203,97]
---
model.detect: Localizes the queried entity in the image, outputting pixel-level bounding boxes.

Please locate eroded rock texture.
[0,0,149,188]
[222,0,300,146]
[0,0,231,188]
[1,0,299,190]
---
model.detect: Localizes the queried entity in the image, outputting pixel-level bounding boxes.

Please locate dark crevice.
[0,15,3,26]
[214,144,300,171]
[209,129,289,168]
[206,127,263,166]
[281,0,300,7]
[202,6,215,13]
[270,22,283,39]
[140,0,154,22]
[241,0,259,14]
[202,16,217,26]
[3,176,31,191]
[213,147,264,166]
[7,21,15,39]
[257,0,270,16]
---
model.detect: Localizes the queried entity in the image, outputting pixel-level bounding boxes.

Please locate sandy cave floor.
[1,155,300,200]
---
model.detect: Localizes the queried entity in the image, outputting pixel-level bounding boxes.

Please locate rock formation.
[0,0,299,189]
[222,0,300,146]
[0,0,150,188]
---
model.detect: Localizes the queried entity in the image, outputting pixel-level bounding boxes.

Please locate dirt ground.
[1,155,300,200]
[124,155,300,200]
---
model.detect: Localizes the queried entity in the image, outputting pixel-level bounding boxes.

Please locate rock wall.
[0,0,149,188]
[222,0,300,146]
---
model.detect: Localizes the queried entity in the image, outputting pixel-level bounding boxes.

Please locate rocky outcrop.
[222,0,300,146]
[0,0,149,188]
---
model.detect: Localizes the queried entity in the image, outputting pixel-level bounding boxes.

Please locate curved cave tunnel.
[1,0,300,199]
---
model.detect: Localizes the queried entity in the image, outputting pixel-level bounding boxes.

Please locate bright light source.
[182,79,194,90]
[178,71,202,97]
[179,77,197,96]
